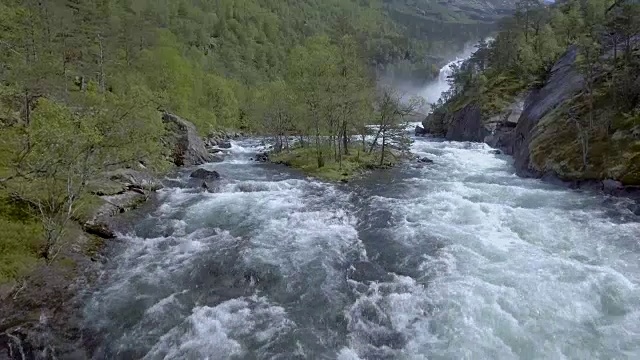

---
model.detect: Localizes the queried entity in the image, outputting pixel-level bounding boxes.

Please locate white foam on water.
[219,179,306,194]
[86,133,640,359]
[342,137,640,359]
[143,296,294,360]
[86,152,366,357]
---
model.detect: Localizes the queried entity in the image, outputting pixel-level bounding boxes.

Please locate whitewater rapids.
[83,137,640,359]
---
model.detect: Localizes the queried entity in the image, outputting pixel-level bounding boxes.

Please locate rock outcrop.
[83,191,147,238]
[84,169,161,238]
[444,104,485,142]
[512,46,584,177]
[162,112,213,166]
[484,94,526,154]
[422,41,640,189]
[190,168,221,180]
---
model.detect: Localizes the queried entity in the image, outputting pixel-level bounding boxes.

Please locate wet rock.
[255,152,269,162]
[415,125,427,137]
[445,104,487,142]
[83,222,116,239]
[513,46,584,177]
[489,149,502,155]
[348,261,393,283]
[162,112,213,166]
[201,181,216,193]
[190,169,220,180]
[210,154,225,163]
[218,141,232,149]
[602,179,624,195]
[418,157,434,164]
[106,169,163,192]
[83,191,147,239]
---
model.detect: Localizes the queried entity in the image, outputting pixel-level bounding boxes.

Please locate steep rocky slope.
[423,42,640,187]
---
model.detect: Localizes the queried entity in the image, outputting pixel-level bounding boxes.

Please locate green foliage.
[0,0,500,282]
[271,146,396,183]
[0,195,43,283]
[432,0,640,184]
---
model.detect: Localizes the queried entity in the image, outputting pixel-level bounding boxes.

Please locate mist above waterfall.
[380,39,489,114]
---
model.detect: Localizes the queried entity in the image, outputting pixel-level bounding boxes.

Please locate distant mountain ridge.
[385,0,516,25]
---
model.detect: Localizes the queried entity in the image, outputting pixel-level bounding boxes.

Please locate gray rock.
[210,154,225,163]
[162,112,213,166]
[602,179,624,194]
[418,157,434,164]
[513,46,584,177]
[445,104,487,142]
[84,191,147,239]
[218,141,232,149]
[415,125,427,136]
[106,169,163,192]
[255,152,269,162]
[190,168,220,180]
[201,181,215,192]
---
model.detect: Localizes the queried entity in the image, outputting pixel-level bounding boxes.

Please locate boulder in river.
[255,152,269,162]
[415,125,427,137]
[418,157,434,164]
[162,112,213,166]
[602,179,624,195]
[190,168,221,180]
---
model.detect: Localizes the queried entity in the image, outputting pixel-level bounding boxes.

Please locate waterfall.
[418,39,493,110]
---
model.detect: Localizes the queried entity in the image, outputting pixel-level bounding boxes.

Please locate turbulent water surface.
[84,134,640,359]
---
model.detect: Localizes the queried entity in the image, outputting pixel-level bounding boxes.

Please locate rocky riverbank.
[0,112,235,359]
[421,41,640,202]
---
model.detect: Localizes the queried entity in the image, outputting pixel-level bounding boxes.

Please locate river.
[83,131,640,359]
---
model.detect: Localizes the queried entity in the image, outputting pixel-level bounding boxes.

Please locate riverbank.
[0,113,240,358]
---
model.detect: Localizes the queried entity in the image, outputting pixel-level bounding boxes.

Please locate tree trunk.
[342,121,349,155]
[98,34,106,93]
[379,131,386,167]
[369,126,383,153]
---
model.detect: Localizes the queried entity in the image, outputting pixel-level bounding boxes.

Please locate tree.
[255,80,296,150]
[287,36,338,168]
[370,88,423,166]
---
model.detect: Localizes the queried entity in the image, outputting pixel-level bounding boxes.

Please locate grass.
[271,145,398,182]
[0,190,112,284]
[0,194,44,284]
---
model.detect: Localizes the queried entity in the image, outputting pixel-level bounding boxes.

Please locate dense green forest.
[427,0,640,183]
[0,0,496,283]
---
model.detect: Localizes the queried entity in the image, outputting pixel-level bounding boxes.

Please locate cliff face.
[423,45,640,187]
[444,104,486,142]
[512,46,584,177]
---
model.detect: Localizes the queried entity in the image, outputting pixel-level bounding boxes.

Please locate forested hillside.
[425,0,640,185]
[0,0,502,284]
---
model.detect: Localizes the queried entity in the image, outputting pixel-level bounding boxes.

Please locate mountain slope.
[423,0,640,187]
